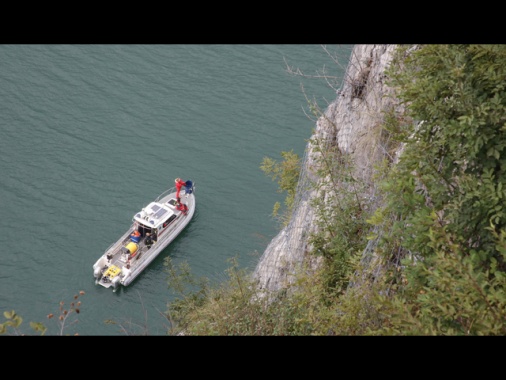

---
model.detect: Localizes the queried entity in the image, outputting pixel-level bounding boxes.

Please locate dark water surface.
[0,44,352,335]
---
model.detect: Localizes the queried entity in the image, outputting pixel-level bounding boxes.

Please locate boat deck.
[94,188,195,289]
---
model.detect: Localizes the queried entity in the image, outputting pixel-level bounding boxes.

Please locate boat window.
[162,214,177,228]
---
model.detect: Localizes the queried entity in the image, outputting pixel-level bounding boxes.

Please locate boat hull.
[93,184,195,291]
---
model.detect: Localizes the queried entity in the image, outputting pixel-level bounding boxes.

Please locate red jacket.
[175,178,186,198]
[176,203,188,213]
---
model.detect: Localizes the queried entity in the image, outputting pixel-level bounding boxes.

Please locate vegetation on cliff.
[3,44,505,335]
[162,44,506,335]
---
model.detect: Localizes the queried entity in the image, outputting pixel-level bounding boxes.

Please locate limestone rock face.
[253,44,403,293]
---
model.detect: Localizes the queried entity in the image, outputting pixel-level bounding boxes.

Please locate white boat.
[93,180,196,291]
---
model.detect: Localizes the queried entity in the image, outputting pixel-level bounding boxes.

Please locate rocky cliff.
[253,44,404,293]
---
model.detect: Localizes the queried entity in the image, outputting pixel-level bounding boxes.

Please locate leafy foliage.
[369,44,506,334]
[0,291,85,335]
[6,45,506,335]
[164,44,506,335]
[260,150,301,227]
[306,133,370,294]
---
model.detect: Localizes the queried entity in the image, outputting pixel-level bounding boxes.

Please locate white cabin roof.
[133,201,176,229]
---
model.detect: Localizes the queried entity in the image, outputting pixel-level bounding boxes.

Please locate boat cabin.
[132,198,183,239]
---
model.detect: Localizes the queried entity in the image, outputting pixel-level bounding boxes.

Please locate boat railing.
[155,182,195,203]
[103,228,133,254]
[101,188,180,254]
[155,186,177,202]
[103,186,193,253]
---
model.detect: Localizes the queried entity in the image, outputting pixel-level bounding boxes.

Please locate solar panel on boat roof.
[151,204,161,212]
[154,208,168,218]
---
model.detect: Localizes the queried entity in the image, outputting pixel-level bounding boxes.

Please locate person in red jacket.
[175,197,189,214]
[175,178,186,199]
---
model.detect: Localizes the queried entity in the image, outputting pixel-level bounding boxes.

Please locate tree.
[370,44,506,335]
